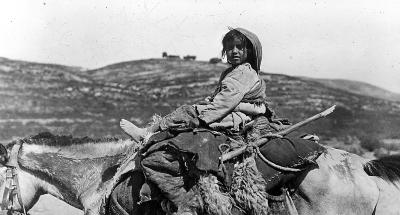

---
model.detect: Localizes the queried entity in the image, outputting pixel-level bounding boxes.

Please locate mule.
[0,133,146,215]
[0,132,399,215]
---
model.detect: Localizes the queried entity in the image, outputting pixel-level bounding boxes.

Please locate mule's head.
[0,143,8,187]
[0,144,7,179]
[0,143,9,164]
[0,142,44,214]
[0,143,9,190]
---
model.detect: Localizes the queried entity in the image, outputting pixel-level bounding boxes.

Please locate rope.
[255,147,302,172]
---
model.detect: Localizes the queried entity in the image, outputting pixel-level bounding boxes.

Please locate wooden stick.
[219,105,336,162]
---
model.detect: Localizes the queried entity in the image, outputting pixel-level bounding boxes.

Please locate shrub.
[373,147,390,158]
[360,136,382,152]
[209,58,221,64]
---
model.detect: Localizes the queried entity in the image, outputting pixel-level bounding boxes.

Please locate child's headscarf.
[230,28,263,73]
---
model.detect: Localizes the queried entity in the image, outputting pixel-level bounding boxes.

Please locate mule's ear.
[0,144,8,164]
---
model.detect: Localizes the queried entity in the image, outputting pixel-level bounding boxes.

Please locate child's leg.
[158,105,199,131]
[120,119,159,142]
[120,105,199,141]
[209,112,251,131]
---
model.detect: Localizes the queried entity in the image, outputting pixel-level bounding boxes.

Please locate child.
[121,27,269,141]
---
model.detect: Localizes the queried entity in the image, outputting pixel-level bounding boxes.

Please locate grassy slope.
[301,77,400,102]
[1,57,400,142]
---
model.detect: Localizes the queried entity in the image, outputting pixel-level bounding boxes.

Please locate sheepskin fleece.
[231,156,270,215]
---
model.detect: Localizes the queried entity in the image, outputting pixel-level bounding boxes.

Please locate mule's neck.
[17,138,137,211]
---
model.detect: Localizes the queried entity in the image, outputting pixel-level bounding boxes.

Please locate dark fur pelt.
[364,154,400,185]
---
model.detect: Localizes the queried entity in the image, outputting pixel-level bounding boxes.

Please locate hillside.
[300,77,400,102]
[0,57,400,145]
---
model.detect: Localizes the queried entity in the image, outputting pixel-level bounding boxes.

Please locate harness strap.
[0,143,27,215]
[1,183,11,209]
[285,190,299,215]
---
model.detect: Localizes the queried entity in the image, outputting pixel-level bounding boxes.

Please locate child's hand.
[269,122,291,131]
[197,96,212,105]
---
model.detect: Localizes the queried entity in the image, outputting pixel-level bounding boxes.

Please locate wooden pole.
[219,105,336,162]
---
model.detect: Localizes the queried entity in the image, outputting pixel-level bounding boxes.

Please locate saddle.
[140,125,325,188]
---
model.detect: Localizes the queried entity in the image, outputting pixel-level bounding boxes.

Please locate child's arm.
[196,64,258,124]
[234,102,266,115]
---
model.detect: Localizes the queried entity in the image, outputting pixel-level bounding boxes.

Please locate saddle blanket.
[255,137,326,191]
[142,129,230,175]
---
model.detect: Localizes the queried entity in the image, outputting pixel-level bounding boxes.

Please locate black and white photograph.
[0,0,400,214]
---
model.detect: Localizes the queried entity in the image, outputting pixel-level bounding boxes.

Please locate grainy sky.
[1,0,400,93]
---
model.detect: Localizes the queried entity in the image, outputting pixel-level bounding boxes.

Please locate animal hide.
[198,175,233,215]
[230,156,270,215]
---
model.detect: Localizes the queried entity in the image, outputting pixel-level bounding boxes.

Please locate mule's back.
[294,148,380,214]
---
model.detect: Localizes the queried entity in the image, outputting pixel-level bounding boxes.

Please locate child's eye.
[226,45,235,50]
[227,44,244,51]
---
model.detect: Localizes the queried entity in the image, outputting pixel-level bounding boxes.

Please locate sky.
[1,0,400,93]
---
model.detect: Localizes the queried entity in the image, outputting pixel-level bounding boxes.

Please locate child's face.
[226,37,248,67]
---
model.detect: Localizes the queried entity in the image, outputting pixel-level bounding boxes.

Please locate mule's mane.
[13,132,135,159]
[363,155,400,185]
[23,132,120,146]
